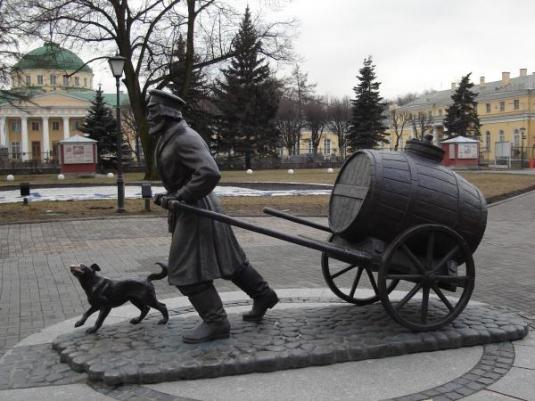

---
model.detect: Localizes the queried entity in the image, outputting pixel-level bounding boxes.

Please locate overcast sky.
[90,0,535,101]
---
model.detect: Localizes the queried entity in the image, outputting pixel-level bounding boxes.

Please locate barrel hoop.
[332,184,369,199]
[399,152,419,230]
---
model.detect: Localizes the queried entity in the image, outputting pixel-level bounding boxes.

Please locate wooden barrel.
[328,139,487,252]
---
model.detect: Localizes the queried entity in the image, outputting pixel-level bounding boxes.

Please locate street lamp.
[108,55,126,212]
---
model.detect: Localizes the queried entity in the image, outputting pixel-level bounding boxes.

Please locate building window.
[63,76,69,87]
[84,78,88,87]
[514,99,520,110]
[26,75,31,85]
[307,140,313,154]
[513,129,521,146]
[10,142,21,160]
[31,121,40,131]
[51,141,59,159]
[74,76,80,86]
[75,120,81,130]
[499,101,505,112]
[324,138,331,155]
[485,131,491,151]
[427,110,432,119]
[10,120,20,133]
[486,103,491,113]
[37,75,43,85]
[50,75,56,85]
[499,130,505,142]
[438,109,443,116]
[52,121,60,131]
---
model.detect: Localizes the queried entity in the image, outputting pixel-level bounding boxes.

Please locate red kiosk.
[58,135,98,174]
[441,136,480,168]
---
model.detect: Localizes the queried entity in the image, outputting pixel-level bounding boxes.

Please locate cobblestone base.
[52,300,528,386]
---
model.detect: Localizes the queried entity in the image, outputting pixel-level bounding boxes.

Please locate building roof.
[442,136,479,143]
[13,42,93,73]
[60,134,97,143]
[402,72,535,109]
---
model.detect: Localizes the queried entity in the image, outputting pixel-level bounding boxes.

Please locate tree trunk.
[244,151,251,170]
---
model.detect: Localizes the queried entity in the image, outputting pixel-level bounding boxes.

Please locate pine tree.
[347,56,388,150]
[213,6,281,169]
[79,87,117,170]
[444,73,481,138]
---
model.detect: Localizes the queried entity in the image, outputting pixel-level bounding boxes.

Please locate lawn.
[1,168,535,224]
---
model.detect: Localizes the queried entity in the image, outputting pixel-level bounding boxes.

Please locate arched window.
[485,131,491,150]
[499,130,505,142]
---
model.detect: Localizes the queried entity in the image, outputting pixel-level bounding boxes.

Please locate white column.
[0,117,6,146]
[63,116,70,139]
[42,116,50,159]
[21,116,29,161]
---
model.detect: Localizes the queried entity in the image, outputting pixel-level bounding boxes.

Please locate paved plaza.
[0,190,534,400]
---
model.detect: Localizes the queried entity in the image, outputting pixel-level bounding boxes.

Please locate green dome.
[14,42,92,73]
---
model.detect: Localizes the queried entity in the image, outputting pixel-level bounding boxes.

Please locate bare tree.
[304,97,327,156]
[410,111,433,140]
[390,107,410,150]
[6,0,294,178]
[276,96,301,156]
[327,96,351,159]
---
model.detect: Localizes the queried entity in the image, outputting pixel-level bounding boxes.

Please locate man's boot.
[231,262,279,322]
[182,285,230,344]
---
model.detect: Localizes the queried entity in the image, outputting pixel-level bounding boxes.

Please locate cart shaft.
[263,207,332,232]
[170,201,371,265]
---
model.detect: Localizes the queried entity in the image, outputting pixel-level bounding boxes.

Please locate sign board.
[457,143,478,159]
[63,143,94,164]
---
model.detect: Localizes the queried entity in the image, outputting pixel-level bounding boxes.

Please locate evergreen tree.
[213,6,281,169]
[347,56,388,150]
[444,73,481,138]
[79,87,117,170]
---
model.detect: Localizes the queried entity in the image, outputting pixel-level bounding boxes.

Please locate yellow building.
[0,42,127,162]
[298,130,341,158]
[392,69,535,165]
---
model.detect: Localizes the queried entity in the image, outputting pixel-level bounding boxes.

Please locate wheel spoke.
[426,232,435,269]
[402,244,426,274]
[432,285,454,311]
[331,264,357,279]
[395,282,422,311]
[386,274,424,281]
[365,268,379,294]
[421,286,430,323]
[349,267,364,298]
[432,245,461,274]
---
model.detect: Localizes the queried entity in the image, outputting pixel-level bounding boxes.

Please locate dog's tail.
[147,262,168,282]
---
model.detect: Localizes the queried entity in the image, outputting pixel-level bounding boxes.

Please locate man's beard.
[148,118,167,136]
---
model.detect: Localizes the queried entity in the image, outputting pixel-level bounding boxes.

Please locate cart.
[169,201,475,332]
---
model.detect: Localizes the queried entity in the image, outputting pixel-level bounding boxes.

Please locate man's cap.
[148,89,187,108]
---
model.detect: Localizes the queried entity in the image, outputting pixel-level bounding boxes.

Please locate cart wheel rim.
[378,224,475,331]
[322,235,399,305]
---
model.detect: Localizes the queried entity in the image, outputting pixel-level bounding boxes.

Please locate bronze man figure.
[148,89,279,344]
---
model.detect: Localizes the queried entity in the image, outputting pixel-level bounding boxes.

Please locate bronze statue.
[148,89,279,344]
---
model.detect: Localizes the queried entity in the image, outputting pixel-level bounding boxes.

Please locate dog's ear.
[90,264,101,271]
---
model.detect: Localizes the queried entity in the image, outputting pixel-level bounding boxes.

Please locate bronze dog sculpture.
[70,263,169,334]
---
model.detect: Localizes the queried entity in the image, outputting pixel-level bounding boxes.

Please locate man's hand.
[153,193,166,206]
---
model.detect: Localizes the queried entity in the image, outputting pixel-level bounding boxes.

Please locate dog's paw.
[157,318,168,325]
[74,320,84,327]
[130,318,141,325]
[85,327,98,334]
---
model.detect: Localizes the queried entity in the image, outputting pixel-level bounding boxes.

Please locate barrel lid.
[405,135,444,163]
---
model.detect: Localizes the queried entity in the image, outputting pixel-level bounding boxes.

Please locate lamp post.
[520,127,526,170]
[108,56,126,212]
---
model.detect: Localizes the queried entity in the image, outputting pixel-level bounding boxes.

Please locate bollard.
[141,183,152,212]
[20,182,30,197]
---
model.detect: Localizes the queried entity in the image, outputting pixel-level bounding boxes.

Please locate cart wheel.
[378,224,475,331]
[322,236,399,305]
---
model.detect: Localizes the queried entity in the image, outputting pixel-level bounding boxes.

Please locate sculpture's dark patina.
[169,134,487,331]
[148,89,278,344]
